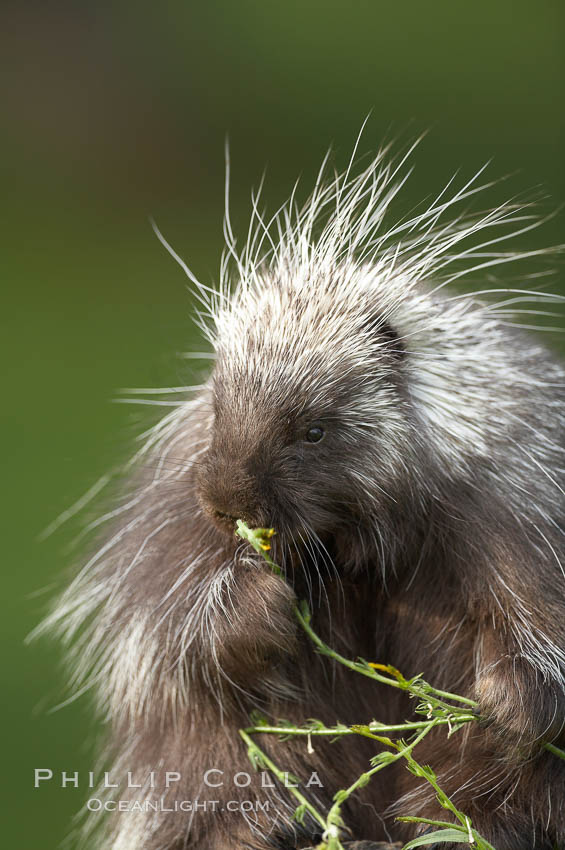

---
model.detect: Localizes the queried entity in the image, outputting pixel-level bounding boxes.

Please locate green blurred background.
[3,1,564,846]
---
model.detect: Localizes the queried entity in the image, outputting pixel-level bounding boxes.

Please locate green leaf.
[249,710,269,726]
[246,748,263,770]
[355,772,371,788]
[402,828,470,848]
[369,754,395,768]
[350,724,370,734]
[305,717,326,730]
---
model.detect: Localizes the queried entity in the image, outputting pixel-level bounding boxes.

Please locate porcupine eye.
[305,425,325,444]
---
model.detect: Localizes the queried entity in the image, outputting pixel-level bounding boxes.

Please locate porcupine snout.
[197,440,274,533]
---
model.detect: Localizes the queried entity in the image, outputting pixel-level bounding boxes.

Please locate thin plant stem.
[243,716,476,738]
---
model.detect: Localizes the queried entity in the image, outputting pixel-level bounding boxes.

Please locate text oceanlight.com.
[86,799,271,813]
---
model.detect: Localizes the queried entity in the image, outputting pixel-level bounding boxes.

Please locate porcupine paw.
[475,655,565,756]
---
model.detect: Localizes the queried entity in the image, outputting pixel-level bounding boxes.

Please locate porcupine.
[42,140,565,850]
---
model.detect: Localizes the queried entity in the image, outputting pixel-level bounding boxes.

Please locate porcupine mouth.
[206,501,339,584]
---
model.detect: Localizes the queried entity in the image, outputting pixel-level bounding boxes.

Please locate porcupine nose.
[198,458,267,531]
[207,491,264,531]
